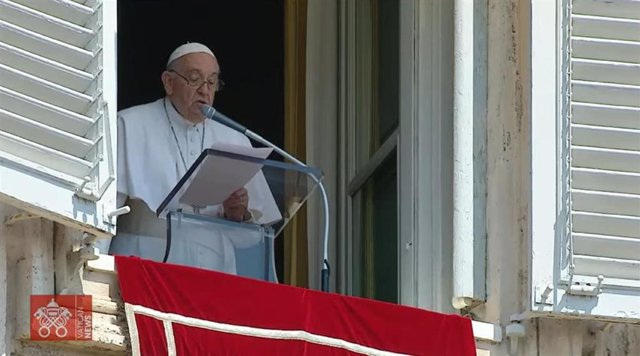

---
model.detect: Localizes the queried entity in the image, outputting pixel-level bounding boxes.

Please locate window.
[336,0,454,310]
[346,0,400,303]
[0,0,118,236]
[531,0,639,320]
[352,152,398,302]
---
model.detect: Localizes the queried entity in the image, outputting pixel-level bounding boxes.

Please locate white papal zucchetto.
[166,42,216,67]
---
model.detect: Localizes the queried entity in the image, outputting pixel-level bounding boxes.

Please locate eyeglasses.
[168,69,225,92]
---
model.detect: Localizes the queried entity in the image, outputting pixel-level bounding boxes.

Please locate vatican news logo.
[30,295,92,341]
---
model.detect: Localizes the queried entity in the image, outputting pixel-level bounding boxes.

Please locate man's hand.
[223,188,249,222]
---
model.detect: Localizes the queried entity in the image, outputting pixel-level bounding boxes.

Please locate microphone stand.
[201,105,331,292]
[243,129,331,292]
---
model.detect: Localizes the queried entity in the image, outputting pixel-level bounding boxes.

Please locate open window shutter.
[0,0,117,237]
[564,0,640,317]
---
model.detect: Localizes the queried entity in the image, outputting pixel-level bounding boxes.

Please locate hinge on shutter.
[565,266,604,297]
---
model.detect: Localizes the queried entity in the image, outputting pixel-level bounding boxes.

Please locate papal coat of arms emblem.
[30,295,92,341]
[33,298,72,338]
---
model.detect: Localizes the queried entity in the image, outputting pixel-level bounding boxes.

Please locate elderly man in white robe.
[104,43,281,275]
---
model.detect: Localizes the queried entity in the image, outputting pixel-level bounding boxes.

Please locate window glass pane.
[354,0,375,169]
[352,152,398,303]
[354,0,399,169]
[376,0,399,144]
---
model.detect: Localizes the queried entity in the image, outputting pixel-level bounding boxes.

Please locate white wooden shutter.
[564,0,640,318]
[0,0,118,236]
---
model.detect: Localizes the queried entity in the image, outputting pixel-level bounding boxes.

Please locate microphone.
[200,105,247,134]
[199,104,332,292]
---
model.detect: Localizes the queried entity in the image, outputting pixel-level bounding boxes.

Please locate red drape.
[116,256,476,356]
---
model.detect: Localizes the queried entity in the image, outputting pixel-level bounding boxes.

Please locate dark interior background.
[117,0,285,280]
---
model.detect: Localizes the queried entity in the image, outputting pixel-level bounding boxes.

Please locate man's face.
[162,53,220,123]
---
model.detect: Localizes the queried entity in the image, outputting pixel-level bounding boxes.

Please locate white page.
[209,142,273,160]
[179,144,273,206]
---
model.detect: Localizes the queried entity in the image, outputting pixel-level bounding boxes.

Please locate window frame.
[337,0,455,312]
[342,0,400,301]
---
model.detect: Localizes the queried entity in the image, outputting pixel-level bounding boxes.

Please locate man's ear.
[161,71,173,95]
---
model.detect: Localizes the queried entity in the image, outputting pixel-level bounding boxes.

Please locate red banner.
[116,256,476,355]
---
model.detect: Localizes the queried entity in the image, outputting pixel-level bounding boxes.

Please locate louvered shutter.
[0,0,118,236]
[564,0,640,315]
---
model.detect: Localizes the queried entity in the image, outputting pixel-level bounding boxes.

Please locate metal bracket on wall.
[61,232,100,295]
[534,285,554,305]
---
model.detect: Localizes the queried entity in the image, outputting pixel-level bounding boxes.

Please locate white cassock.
[104,97,281,274]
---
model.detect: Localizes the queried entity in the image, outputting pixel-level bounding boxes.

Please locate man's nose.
[197,82,213,95]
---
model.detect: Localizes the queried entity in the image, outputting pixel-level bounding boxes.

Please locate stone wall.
[475,1,640,355]
[0,203,126,355]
